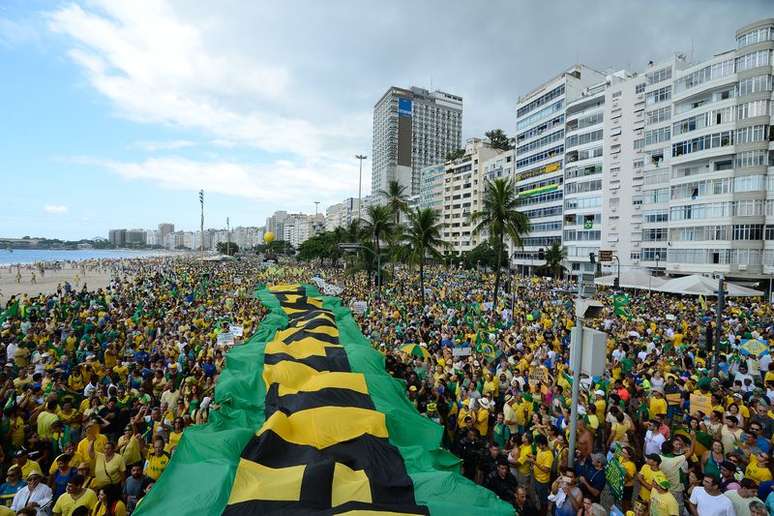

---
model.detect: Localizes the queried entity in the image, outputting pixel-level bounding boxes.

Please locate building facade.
[441,138,502,254]
[513,65,606,273]
[325,198,360,231]
[372,86,462,197]
[108,229,126,247]
[418,164,446,214]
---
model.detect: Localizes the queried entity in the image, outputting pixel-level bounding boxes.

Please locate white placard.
[217,332,235,347]
[229,325,244,337]
[452,347,472,357]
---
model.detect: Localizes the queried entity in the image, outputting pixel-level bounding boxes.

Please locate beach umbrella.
[739,338,769,357]
[400,344,430,359]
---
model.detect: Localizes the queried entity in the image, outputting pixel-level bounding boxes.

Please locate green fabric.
[134,289,285,516]
[136,285,511,515]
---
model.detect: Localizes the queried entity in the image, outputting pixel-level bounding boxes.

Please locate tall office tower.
[513,65,605,274]
[158,223,174,245]
[372,86,462,197]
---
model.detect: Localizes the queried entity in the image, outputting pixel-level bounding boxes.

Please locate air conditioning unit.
[738,264,748,271]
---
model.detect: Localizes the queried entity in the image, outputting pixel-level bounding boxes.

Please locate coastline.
[0,248,191,267]
[0,263,117,303]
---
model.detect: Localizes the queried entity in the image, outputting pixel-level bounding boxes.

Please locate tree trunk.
[419,253,425,307]
[374,235,381,295]
[493,230,503,308]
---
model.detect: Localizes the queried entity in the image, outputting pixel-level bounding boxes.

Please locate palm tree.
[542,240,566,279]
[471,178,530,309]
[379,180,409,225]
[404,208,447,307]
[363,204,394,292]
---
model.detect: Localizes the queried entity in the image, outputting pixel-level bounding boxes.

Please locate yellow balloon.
[263,231,275,244]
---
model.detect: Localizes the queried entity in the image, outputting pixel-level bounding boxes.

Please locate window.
[646,106,671,124]
[518,85,565,117]
[674,59,735,93]
[516,115,565,142]
[736,100,770,120]
[732,224,763,240]
[641,248,666,261]
[517,129,565,154]
[733,175,766,193]
[643,210,669,223]
[517,100,564,130]
[633,139,644,150]
[736,150,769,168]
[564,196,602,210]
[738,75,774,96]
[635,83,646,94]
[612,91,622,98]
[735,50,771,72]
[645,127,671,145]
[734,199,765,216]
[516,145,564,169]
[645,67,672,85]
[642,228,668,241]
[566,129,603,149]
[564,179,602,194]
[672,130,734,157]
[644,188,669,205]
[714,159,733,171]
[646,86,671,106]
[670,202,733,221]
[737,26,774,49]
[735,125,768,144]
[565,164,602,179]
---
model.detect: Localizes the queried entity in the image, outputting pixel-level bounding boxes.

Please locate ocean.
[0,249,173,266]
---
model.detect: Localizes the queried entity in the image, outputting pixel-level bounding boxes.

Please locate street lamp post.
[714,274,726,377]
[611,255,621,290]
[355,155,367,221]
[199,190,204,257]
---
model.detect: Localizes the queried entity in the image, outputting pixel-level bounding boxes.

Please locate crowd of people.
[0,257,773,516]
[0,258,264,515]
[329,265,774,516]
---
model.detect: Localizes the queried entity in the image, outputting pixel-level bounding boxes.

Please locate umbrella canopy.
[594,270,667,290]
[400,344,431,359]
[657,274,764,297]
[740,338,769,356]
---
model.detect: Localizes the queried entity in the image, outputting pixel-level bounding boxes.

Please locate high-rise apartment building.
[125,229,147,246]
[325,198,360,231]
[513,65,606,273]
[108,229,126,247]
[441,138,502,254]
[419,164,446,214]
[158,223,174,244]
[372,86,462,197]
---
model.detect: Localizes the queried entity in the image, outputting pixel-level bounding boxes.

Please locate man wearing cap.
[10,467,52,516]
[15,450,41,482]
[503,394,518,435]
[0,464,25,507]
[724,478,763,516]
[649,472,679,516]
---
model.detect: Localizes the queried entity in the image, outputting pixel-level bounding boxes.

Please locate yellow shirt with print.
[515,444,533,476]
[649,397,667,418]
[649,488,679,516]
[534,449,553,484]
[746,460,773,483]
[52,488,98,516]
[638,464,658,501]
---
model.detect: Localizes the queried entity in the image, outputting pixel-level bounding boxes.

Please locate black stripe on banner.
[223,499,430,516]
[289,316,338,331]
[264,386,375,417]
[263,347,351,372]
[280,329,340,345]
[239,431,419,507]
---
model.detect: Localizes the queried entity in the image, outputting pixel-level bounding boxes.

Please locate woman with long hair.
[91,484,127,516]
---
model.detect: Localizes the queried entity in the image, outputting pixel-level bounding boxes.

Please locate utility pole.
[568,270,583,469]
[355,155,367,221]
[314,201,320,217]
[199,190,204,257]
[714,274,725,377]
[226,217,231,256]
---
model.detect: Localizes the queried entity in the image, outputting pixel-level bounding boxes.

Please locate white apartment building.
[418,164,446,214]
[441,138,502,254]
[372,86,462,196]
[283,213,325,248]
[600,71,643,276]
[630,18,774,279]
[514,65,606,273]
[325,198,360,231]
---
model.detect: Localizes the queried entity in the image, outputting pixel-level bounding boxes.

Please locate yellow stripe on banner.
[290,311,336,326]
[332,462,372,507]
[281,295,324,309]
[263,361,368,396]
[268,284,304,293]
[275,323,339,343]
[265,338,342,359]
[227,458,305,505]
[259,407,388,448]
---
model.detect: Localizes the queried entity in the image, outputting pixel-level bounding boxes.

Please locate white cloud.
[73,155,355,210]
[44,205,68,214]
[0,17,38,47]
[131,140,197,151]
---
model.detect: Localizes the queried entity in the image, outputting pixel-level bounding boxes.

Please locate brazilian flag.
[612,294,632,320]
[135,284,511,516]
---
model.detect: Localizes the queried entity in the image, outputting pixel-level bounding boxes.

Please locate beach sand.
[0,265,115,303]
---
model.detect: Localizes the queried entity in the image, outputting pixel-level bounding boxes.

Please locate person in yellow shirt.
[649,473,679,516]
[510,433,533,488]
[746,452,773,484]
[619,446,637,511]
[14,449,42,481]
[143,437,170,482]
[89,441,126,490]
[529,434,553,512]
[52,474,97,516]
[77,421,107,461]
[638,454,661,502]
[37,400,59,440]
[91,485,128,516]
[474,398,490,438]
[649,391,668,419]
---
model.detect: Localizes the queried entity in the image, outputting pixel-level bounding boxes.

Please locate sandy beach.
[0,264,115,303]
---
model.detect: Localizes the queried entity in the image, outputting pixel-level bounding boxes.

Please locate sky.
[0,0,770,240]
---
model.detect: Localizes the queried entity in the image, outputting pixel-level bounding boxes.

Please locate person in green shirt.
[492,412,511,449]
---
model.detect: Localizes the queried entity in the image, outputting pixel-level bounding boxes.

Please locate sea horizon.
[0,248,185,266]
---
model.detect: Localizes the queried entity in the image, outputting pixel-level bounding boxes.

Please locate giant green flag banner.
[135,284,512,515]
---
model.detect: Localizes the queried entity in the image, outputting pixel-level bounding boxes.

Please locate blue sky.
[0,0,770,240]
